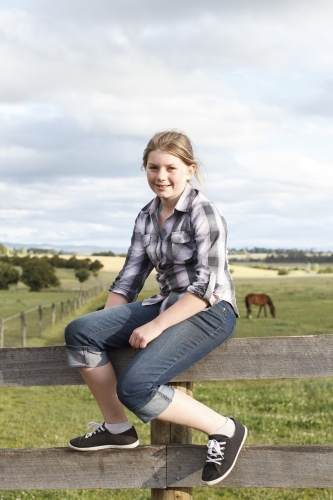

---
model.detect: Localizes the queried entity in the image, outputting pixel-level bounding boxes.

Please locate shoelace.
[84,421,105,438]
[206,438,226,465]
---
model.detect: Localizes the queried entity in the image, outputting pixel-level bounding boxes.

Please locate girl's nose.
[156,168,167,180]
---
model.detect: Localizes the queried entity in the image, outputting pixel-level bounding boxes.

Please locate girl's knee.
[116,372,133,406]
[116,370,145,409]
[64,317,86,346]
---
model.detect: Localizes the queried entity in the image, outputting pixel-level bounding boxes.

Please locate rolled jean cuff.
[132,384,175,424]
[66,345,110,368]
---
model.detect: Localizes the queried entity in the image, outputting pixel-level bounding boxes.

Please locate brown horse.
[245,293,276,319]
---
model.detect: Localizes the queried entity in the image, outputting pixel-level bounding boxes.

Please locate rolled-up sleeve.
[110,215,154,303]
[186,202,229,306]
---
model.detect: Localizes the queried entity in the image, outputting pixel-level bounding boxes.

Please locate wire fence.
[0,284,108,348]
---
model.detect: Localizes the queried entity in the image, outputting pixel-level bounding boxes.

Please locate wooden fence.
[1,334,333,499]
[0,284,107,348]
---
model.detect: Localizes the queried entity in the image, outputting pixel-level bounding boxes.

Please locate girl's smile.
[146,149,195,207]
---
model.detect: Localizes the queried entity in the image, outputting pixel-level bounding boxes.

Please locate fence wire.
[0,285,107,348]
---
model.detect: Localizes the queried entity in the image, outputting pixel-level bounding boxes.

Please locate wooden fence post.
[67,299,71,315]
[60,302,64,322]
[0,317,4,348]
[38,305,43,338]
[51,303,56,329]
[20,312,26,347]
[150,382,193,500]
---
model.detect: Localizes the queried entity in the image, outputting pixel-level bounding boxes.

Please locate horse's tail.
[245,294,253,319]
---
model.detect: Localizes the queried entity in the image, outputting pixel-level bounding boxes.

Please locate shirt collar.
[143,183,197,215]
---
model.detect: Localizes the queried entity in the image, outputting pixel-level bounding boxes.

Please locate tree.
[66,256,91,269]
[92,251,115,256]
[20,258,60,292]
[75,268,90,283]
[89,259,104,276]
[0,262,20,289]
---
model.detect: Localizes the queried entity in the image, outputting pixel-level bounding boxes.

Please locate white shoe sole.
[68,439,139,451]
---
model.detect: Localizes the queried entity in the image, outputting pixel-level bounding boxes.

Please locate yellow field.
[230,265,310,278]
[61,255,313,278]
[71,255,126,272]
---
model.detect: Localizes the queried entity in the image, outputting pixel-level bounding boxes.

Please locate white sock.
[214,418,236,438]
[104,420,132,434]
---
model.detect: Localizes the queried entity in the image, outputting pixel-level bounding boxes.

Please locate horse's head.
[270,305,276,318]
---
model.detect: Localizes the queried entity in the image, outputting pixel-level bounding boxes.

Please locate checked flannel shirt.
[110,183,239,316]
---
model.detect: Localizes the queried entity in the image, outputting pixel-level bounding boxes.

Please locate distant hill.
[1,242,128,256]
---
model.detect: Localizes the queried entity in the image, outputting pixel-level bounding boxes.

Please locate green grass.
[0,273,332,499]
[0,268,115,318]
[0,269,119,347]
[234,276,333,338]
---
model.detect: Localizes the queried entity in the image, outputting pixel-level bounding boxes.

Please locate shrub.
[317,266,333,274]
[0,243,9,255]
[0,262,20,289]
[277,268,289,275]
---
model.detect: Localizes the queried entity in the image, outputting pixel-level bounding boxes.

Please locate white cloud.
[235,151,333,191]
[0,0,333,250]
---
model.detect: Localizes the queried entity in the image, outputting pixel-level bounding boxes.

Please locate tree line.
[228,249,333,263]
[0,255,104,292]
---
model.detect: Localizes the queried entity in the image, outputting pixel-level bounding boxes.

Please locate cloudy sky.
[1,0,332,252]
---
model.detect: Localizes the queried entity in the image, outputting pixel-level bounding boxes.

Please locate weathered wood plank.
[151,382,193,500]
[167,444,333,488]
[0,445,332,490]
[0,345,82,386]
[175,334,333,382]
[0,446,166,490]
[1,335,333,387]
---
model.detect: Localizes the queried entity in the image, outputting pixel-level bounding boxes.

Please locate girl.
[65,130,247,486]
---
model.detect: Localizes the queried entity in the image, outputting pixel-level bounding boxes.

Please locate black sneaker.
[201,418,247,485]
[69,422,139,451]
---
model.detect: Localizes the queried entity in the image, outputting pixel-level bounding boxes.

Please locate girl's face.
[146,149,195,207]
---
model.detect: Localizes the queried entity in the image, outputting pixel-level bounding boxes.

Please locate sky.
[1,0,332,252]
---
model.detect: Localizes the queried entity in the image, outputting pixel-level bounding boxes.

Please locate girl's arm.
[109,214,154,303]
[129,292,208,349]
[105,291,129,309]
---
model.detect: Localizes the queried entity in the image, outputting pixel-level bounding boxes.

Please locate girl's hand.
[129,321,163,349]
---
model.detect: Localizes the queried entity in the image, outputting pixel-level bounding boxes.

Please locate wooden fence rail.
[0,335,333,497]
[1,444,332,490]
[1,335,332,386]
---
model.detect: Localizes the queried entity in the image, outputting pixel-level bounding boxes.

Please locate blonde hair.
[142,130,203,186]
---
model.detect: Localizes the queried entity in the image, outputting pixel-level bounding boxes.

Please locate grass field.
[0,268,118,348]
[0,268,115,320]
[0,271,332,499]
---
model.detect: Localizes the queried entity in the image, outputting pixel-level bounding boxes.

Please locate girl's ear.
[187,164,196,180]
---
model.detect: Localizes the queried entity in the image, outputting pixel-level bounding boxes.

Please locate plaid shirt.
[110,183,239,315]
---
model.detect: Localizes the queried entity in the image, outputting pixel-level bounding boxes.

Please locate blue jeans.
[65,300,236,423]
